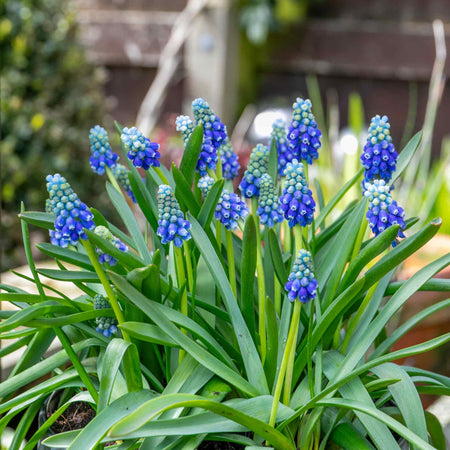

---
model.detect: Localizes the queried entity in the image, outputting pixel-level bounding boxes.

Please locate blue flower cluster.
[257,174,284,227]
[285,249,318,302]
[192,98,227,176]
[287,98,322,164]
[215,190,249,231]
[361,115,398,183]
[279,160,315,227]
[121,126,160,170]
[89,125,119,175]
[198,175,215,196]
[94,226,128,266]
[239,144,269,198]
[271,118,292,176]
[219,141,240,180]
[94,294,118,337]
[46,174,95,247]
[157,185,191,247]
[112,164,136,203]
[364,179,406,245]
[175,115,194,145]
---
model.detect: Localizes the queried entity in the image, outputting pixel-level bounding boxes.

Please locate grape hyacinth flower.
[198,175,215,197]
[157,185,191,247]
[361,115,398,183]
[271,118,292,177]
[257,174,284,227]
[112,164,136,203]
[46,174,95,247]
[285,249,318,302]
[89,125,119,175]
[287,98,322,164]
[364,179,405,245]
[239,144,269,198]
[121,126,160,170]
[219,141,240,180]
[279,160,316,227]
[192,98,227,175]
[94,294,118,337]
[175,115,194,145]
[215,190,249,231]
[94,226,128,266]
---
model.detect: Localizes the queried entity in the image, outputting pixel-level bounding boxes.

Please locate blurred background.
[0,0,449,419]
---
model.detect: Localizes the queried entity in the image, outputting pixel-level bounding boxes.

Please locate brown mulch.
[48,401,96,433]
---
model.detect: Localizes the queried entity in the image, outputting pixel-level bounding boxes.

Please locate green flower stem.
[105,166,124,198]
[154,166,169,185]
[216,153,223,179]
[183,241,194,294]
[20,210,98,403]
[252,197,266,363]
[293,225,303,257]
[225,228,237,298]
[306,301,315,398]
[274,276,281,316]
[283,221,291,253]
[174,245,188,360]
[82,239,129,342]
[269,300,302,428]
[350,203,369,261]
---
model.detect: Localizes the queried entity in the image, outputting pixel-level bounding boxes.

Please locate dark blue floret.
[94,225,128,266]
[94,294,118,337]
[285,249,318,302]
[215,190,249,231]
[257,174,284,227]
[239,144,269,198]
[112,164,136,203]
[192,98,227,176]
[157,185,191,247]
[220,141,240,180]
[271,118,293,177]
[361,115,397,183]
[364,179,405,246]
[121,126,161,170]
[46,174,95,247]
[89,125,119,175]
[279,160,315,227]
[287,98,322,164]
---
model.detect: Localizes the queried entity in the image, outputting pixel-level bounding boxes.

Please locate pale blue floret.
[94,294,118,337]
[285,249,318,302]
[112,163,136,203]
[239,144,269,198]
[89,125,119,175]
[219,141,240,180]
[257,173,284,227]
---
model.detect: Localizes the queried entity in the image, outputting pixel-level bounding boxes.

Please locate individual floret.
[157,185,191,247]
[121,126,160,170]
[279,160,315,227]
[285,249,318,302]
[257,174,284,227]
[287,98,322,164]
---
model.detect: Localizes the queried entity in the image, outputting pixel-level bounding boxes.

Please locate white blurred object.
[1,428,26,449]
[248,108,290,142]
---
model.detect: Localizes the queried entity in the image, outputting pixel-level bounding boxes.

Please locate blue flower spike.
[285,249,318,302]
[361,115,398,183]
[219,141,240,180]
[89,125,119,175]
[257,174,284,227]
[46,174,95,247]
[112,164,136,203]
[287,98,322,164]
[279,160,316,227]
[364,179,406,246]
[94,225,128,266]
[215,190,249,231]
[121,126,160,170]
[94,294,118,337]
[192,98,227,176]
[239,144,269,198]
[157,185,191,247]
[175,115,195,145]
[271,118,293,177]
[198,175,215,197]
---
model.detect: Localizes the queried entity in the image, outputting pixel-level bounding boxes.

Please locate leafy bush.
[0,0,106,269]
[1,97,449,449]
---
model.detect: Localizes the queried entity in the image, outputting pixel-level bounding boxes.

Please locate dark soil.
[197,442,246,449]
[47,401,96,433]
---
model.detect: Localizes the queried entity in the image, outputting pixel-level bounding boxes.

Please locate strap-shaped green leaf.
[18,211,54,230]
[179,124,203,185]
[267,228,288,285]
[172,164,200,215]
[390,130,422,185]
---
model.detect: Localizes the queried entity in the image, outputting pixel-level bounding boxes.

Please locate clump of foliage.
[0,0,106,269]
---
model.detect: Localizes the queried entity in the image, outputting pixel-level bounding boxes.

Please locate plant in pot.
[0,97,449,449]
